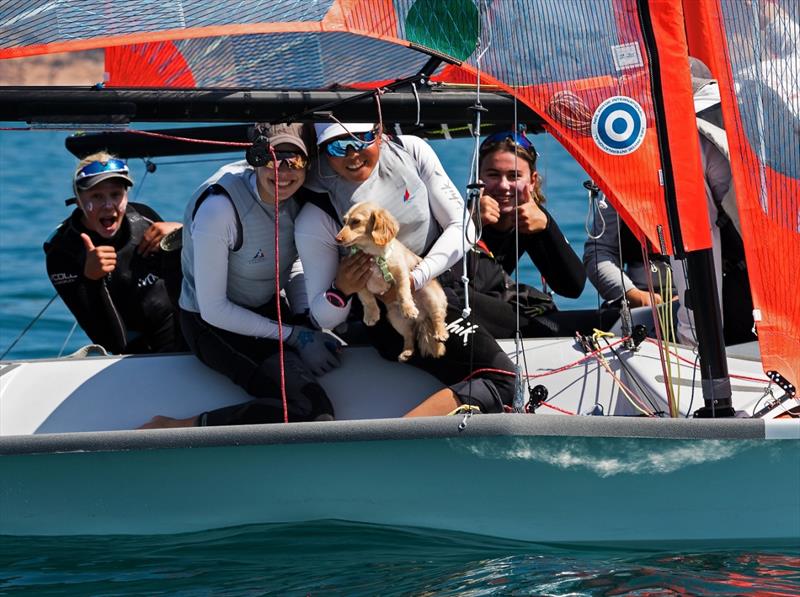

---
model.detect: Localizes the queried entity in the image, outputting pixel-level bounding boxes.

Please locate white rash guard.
[295,135,472,330]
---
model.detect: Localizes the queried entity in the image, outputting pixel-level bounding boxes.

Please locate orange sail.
[688,0,800,390]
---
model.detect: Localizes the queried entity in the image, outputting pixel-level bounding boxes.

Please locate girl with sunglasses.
[44,151,184,355]
[142,123,339,429]
[295,122,517,417]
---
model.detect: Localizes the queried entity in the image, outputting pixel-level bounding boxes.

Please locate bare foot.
[138,415,198,429]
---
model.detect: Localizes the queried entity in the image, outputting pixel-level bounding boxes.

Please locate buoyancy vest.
[180,161,300,312]
[304,135,440,256]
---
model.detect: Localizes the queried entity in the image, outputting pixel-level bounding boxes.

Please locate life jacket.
[180,160,300,312]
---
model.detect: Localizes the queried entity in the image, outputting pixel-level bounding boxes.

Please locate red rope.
[643,338,770,383]
[269,148,288,423]
[125,129,250,147]
[536,402,576,416]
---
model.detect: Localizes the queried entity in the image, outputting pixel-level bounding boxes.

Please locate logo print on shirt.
[250,249,265,264]
[403,188,411,202]
[445,317,479,345]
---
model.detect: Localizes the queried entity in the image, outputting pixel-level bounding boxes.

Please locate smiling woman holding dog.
[295,122,516,416]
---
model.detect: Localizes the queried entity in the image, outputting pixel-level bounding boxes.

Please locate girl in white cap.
[44,151,184,354]
[295,122,517,416]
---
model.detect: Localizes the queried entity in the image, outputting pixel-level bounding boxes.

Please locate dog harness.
[351,246,395,284]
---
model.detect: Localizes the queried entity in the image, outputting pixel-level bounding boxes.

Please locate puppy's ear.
[370,209,399,246]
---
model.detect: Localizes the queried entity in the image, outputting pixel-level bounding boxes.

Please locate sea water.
[1,126,798,595]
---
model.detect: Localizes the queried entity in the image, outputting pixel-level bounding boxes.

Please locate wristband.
[325,284,351,308]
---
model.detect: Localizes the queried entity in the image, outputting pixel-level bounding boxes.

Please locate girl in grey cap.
[142,123,340,428]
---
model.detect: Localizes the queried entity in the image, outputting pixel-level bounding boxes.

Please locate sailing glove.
[285,326,342,377]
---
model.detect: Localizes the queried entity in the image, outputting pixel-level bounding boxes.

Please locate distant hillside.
[0,50,104,86]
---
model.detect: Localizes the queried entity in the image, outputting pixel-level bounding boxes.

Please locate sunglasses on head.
[323,130,377,158]
[74,159,129,183]
[265,151,308,170]
[480,130,535,152]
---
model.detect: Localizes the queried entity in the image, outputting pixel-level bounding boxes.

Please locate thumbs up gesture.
[81,233,117,280]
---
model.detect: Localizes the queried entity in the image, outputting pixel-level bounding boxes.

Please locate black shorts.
[180,308,334,426]
[365,287,516,413]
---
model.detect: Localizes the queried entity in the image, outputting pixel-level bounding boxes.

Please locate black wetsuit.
[44,203,184,354]
[481,206,586,299]
[453,208,616,338]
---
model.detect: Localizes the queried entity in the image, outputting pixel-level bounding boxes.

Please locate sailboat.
[0,0,798,543]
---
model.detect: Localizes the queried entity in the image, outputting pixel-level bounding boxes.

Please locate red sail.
[688,0,800,389]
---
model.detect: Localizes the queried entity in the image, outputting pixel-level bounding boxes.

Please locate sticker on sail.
[611,42,644,71]
[591,96,646,155]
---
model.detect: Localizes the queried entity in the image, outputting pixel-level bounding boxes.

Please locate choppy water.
[2,125,798,595]
[1,522,798,596]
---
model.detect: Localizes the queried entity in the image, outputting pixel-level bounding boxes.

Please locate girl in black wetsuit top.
[44,152,184,354]
[459,132,614,338]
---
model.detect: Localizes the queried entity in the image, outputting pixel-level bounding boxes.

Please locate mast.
[637,0,734,417]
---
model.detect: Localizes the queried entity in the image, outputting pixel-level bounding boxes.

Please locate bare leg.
[403,388,460,417]
[138,414,199,429]
[358,290,381,326]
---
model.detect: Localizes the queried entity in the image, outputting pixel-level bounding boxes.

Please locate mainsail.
[685,0,800,392]
[1,0,798,390]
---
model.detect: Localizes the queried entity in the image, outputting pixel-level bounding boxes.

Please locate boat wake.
[461,437,758,477]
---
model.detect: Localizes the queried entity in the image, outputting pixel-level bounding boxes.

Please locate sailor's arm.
[45,246,129,353]
[295,203,354,330]
[523,205,586,298]
[582,203,638,302]
[402,135,474,289]
[191,194,286,339]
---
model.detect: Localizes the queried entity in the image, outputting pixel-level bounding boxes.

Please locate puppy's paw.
[363,309,380,326]
[433,328,449,343]
[429,342,446,358]
[400,302,419,320]
[398,349,414,362]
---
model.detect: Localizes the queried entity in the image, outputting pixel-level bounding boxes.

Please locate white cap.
[314,122,375,146]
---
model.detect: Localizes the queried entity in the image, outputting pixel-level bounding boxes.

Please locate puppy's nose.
[335,233,344,243]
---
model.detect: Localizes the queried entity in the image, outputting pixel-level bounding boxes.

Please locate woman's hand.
[479,194,502,227]
[625,287,663,307]
[515,201,548,234]
[334,251,373,296]
[138,222,182,256]
[81,233,117,280]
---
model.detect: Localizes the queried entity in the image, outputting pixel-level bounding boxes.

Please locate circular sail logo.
[591,96,646,155]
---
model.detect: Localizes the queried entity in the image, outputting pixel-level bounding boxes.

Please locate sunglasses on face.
[323,130,377,158]
[265,151,308,170]
[74,159,129,182]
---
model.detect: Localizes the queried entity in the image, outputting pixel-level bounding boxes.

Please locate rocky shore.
[0,51,104,86]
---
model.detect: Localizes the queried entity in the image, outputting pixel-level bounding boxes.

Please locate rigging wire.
[0,293,58,360]
[58,320,79,358]
[459,0,491,426]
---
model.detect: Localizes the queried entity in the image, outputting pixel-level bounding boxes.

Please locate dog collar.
[350,246,395,284]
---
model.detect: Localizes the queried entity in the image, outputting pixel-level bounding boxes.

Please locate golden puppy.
[336,202,449,361]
